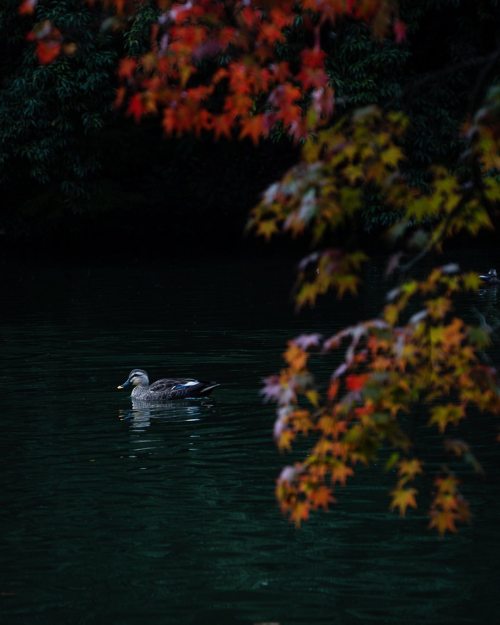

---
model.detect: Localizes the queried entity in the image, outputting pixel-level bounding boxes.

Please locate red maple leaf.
[36,40,61,64]
[127,93,144,122]
[19,0,37,15]
[346,373,369,392]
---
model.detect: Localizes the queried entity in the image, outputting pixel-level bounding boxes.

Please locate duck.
[479,268,500,285]
[117,369,220,401]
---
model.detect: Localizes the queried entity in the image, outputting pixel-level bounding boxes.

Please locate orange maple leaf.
[239,115,267,145]
[118,58,137,79]
[310,486,335,510]
[212,114,233,140]
[284,343,308,372]
[327,379,339,401]
[259,22,285,45]
[429,510,457,535]
[331,461,354,485]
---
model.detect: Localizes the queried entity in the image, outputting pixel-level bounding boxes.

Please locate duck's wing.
[148,377,191,391]
[150,378,219,398]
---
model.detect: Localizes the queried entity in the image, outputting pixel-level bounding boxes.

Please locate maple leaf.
[331,461,354,485]
[114,86,126,109]
[277,429,295,451]
[162,108,176,134]
[259,22,285,45]
[289,410,313,434]
[290,501,310,526]
[334,274,359,298]
[383,304,400,326]
[305,389,320,407]
[434,475,459,494]
[256,220,278,240]
[301,47,326,69]
[36,40,62,64]
[213,114,233,140]
[284,343,308,372]
[398,459,423,480]
[239,115,267,145]
[127,94,145,123]
[310,486,335,510]
[327,380,339,401]
[429,510,457,535]
[19,0,37,15]
[425,296,451,320]
[390,486,418,516]
[295,282,319,309]
[346,374,369,392]
[429,404,465,433]
[381,145,403,167]
[314,438,336,457]
[118,57,136,79]
[462,273,480,291]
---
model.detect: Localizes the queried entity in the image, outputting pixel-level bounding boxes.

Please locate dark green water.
[1,259,499,625]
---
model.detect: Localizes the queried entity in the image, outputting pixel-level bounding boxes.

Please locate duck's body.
[479,268,500,285]
[117,369,220,401]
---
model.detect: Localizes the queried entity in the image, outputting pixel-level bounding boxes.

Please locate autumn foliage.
[21,0,404,141]
[19,0,500,533]
[267,266,498,530]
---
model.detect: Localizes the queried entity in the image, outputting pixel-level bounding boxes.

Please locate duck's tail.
[200,382,221,395]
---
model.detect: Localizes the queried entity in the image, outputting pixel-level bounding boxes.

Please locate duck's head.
[117,369,149,390]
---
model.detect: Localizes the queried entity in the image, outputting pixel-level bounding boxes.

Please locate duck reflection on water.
[119,397,214,430]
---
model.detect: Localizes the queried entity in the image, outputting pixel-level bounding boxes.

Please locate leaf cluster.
[269,266,499,531]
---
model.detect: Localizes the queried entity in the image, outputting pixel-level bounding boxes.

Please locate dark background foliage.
[1,0,499,257]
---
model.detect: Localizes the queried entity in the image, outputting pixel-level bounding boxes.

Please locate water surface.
[1,258,499,625]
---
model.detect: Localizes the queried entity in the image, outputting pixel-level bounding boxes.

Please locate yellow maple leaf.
[384,304,399,326]
[296,282,318,309]
[334,274,358,298]
[462,272,480,290]
[428,404,464,433]
[390,486,418,516]
[256,219,278,240]
[331,461,354,485]
[398,458,423,480]
[425,296,451,320]
[290,501,310,526]
[305,389,319,407]
[278,430,295,451]
[381,145,403,167]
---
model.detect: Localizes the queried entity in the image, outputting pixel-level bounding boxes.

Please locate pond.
[1,257,499,625]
